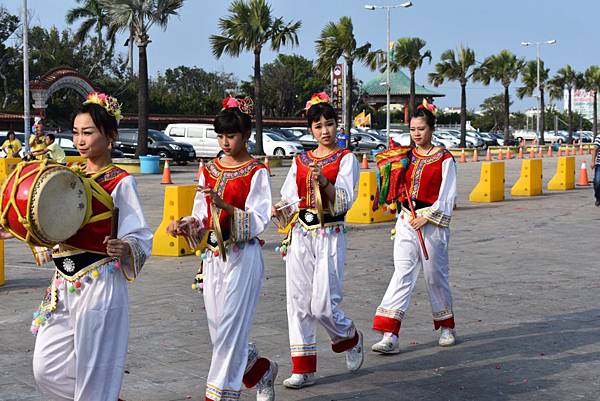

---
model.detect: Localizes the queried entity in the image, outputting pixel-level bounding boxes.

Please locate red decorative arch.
[30,67,97,117]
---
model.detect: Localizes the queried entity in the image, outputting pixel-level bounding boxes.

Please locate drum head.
[31,168,87,244]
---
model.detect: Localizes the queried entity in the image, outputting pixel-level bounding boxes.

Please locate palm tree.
[474,50,525,144]
[66,0,118,75]
[389,37,431,117]
[315,16,370,146]
[548,65,583,144]
[583,66,600,139]
[100,0,184,156]
[517,59,550,144]
[210,0,301,156]
[428,46,476,148]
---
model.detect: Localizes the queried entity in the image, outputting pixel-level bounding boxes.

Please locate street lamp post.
[365,2,412,141]
[22,0,31,153]
[521,39,557,145]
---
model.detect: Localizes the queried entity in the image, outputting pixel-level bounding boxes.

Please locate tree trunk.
[345,59,353,149]
[539,88,546,145]
[594,91,598,139]
[254,49,264,156]
[410,69,416,117]
[136,43,149,157]
[503,84,510,144]
[460,82,467,148]
[568,88,573,144]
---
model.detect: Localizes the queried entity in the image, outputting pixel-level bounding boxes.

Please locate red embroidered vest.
[203,158,266,237]
[64,166,129,253]
[405,148,453,205]
[295,148,351,210]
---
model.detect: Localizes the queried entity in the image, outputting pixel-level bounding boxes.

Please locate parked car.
[250,130,304,157]
[297,134,318,151]
[287,127,309,139]
[54,133,125,158]
[116,129,196,164]
[443,129,484,147]
[477,132,498,147]
[433,131,460,149]
[490,132,519,146]
[266,127,301,142]
[164,123,220,158]
[350,132,387,151]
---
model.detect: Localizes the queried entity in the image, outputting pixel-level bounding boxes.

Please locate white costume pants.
[33,263,129,401]
[285,226,357,374]
[203,240,271,401]
[373,212,454,335]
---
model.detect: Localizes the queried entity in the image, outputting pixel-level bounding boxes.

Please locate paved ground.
[1,154,599,401]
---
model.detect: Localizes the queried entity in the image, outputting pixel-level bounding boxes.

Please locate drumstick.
[276,198,302,210]
[110,207,119,240]
[402,185,429,260]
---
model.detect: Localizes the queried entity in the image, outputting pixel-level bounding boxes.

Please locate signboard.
[331,63,344,114]
[566,89,594,122]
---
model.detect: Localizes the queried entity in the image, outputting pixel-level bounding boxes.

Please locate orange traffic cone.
[538,146,543,158]
[547,144,553,157]
[485,148,492,161]
[506,147,512,159]
[557,146,562,157]
[361,154,369,169]
[529,147,535,158]
[472,148,479,162]
[161,159,173,184]
[195,160,204,182]
[497,148,503,160]
[264,156,273,176]
[578,144,584,155]
[570,146,576,156]
[460,149,466,163]
[518,147,523,159]
[577,161,591,186]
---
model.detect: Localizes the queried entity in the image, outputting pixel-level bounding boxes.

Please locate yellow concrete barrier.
[346,171,396,224]
[547,156,575,191]
[469,161,505,203]
[152,184,203,256]
[511,159,543,196]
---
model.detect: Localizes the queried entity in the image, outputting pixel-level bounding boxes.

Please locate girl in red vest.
[273,93,363,389]
[371,103,457,354]
[167,97,277,401]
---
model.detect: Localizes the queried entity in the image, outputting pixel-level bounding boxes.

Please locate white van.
[164,123,221,158]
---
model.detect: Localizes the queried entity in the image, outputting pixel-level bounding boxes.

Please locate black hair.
[213,107,252,135]
[6,130,15,140]
[306,102,337,128]
[411,107,436,130]
[71,102,118,140]
[45,133,55,142]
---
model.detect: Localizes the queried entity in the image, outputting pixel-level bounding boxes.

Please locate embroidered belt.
[297,209,345,230]
[400,199,433,210]
[53,252,113,281]
[205,229,231,252]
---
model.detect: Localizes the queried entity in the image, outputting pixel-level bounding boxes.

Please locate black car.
[116,129,196,164]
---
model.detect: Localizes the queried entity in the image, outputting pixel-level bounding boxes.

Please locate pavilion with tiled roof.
[362,70,444,122]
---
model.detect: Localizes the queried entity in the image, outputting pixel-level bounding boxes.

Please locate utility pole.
[22,0,30,153]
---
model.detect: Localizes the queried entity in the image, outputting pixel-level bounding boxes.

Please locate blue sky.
[5,0,598,111]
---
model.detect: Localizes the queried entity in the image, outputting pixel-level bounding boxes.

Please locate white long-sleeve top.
[421,157,457,228]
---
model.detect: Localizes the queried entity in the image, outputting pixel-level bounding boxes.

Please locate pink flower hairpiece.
[305,92,331,111]
[417,99,437,117]
[83,92,122,122]
[222,96,254,115]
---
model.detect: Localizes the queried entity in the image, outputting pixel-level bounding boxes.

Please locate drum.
[0,161,89,247]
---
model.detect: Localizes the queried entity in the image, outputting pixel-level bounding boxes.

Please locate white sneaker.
[438,328,456,347]
[371,333,400,354]
[256,361,278,401]
[345,330,364,371]
[282,373,315,389]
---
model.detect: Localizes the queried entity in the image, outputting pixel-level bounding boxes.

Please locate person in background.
[591,133,600,206]
[28,123,47,160]
[1,130,22,158]
[336,127,348,148]
[33,133,66,163]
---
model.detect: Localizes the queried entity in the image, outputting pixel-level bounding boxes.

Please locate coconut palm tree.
[210,0,301,156]
[428,46,476,148]
[99,0,184,156]
[548,65,583,144]
[583,66,600,139]
[474,50,525,144]
[517,59,550,144]
[388,37,431,117]
[66,0,118,75]
[315,16,370,145]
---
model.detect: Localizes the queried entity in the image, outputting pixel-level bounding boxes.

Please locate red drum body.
[0,161,88,247]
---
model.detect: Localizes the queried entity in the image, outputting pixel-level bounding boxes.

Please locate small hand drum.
[0,161,89,247]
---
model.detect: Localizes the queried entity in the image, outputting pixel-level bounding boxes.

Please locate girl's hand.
[103,237,132,258]
[0,228,14,240]
[166,219,185,237]
[309,163,329,187]
[409,216,428,231]
[198,186,231,212]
